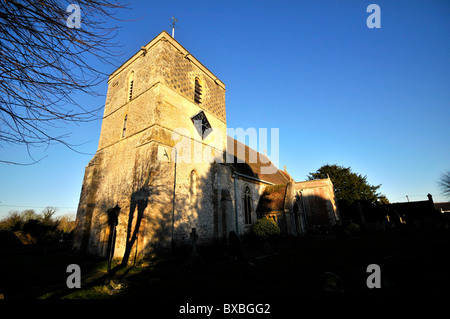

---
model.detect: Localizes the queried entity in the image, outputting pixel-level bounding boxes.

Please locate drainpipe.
[300,189,308,232]
[233,173,239,235]
[171,148,177,250]
[233,171,274,186]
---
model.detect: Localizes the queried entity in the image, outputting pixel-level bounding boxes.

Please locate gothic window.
[122,115,127,138]
[243,186,252,225]
[127,71,134,102]
[190,170,197,204]
[191,110,212,139]
[194,77,202,104]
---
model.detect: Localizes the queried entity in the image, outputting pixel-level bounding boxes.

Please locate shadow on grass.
[5,228,450,300]
[39,258,151,299]
[111,229,450,300]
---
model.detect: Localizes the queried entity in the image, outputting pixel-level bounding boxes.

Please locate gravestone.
[105,204,120,284]
[379,255,416,291]
[320,272,345,293]
[228,231,246,263]
[333,224,347,241]
[185,228,199,271]
[190,228,198,257]
[228,231,258,281]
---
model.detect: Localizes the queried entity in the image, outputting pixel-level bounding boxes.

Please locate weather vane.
[170,16,178,38]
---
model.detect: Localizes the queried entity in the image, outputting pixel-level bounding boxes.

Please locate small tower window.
[127,72,134,102]
[194,77,202,104]
[243,186,252,225]
[122,115,127,138]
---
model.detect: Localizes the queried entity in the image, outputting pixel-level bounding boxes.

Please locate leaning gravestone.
[185,228,200,272]
[320,272,345,293]
[190,228,198,257]
[228,231,246,263]
[228,231,258,281]
[378,255,417,291]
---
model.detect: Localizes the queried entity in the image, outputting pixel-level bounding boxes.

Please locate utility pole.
[406,195,409,202]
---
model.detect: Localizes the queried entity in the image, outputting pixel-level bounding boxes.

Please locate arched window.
[243,186,252,224]
[127,71,134,102]
[190,170,197,204]
[122,115,127,138]
[194,77,202,104]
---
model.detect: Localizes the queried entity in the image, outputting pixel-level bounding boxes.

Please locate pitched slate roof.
[226,135,291,185]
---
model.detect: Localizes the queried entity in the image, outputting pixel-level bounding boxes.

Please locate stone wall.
[98,32,226,152]
[295,178,340,229]
[73,31,230,261]
[234,178,266,236]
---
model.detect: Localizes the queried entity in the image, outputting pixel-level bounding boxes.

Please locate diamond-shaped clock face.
[191,111,212,139]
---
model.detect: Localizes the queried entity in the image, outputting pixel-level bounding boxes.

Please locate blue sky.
[1,0,449,219]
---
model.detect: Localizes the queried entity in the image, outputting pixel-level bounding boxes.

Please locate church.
[72,31,340,261]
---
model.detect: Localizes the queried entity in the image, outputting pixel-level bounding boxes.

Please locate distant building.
[434,202,450,214]
[348,193,445,229]
[434,201,450,227]
[384,194,441,227]
[73,31,340,262]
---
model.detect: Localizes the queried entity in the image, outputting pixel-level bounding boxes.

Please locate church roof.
[226,136,291,185]
[108,30,225,90]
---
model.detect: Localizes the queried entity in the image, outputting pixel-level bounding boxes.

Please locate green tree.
[377,195,390,205]
[307,164,384,205]
[252,217,281,240]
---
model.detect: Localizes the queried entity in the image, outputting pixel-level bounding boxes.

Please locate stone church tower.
[73,31,341,262]
[73,31,231,261]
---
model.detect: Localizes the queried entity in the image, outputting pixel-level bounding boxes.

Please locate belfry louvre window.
[122,115,127,138]
[194,77,202,104]
[127,72,134,102]
[244,187,252,225]
[191,110,212,139]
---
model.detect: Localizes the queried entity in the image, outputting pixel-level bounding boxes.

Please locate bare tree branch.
[438,170,450,198]
[0,0,130,163]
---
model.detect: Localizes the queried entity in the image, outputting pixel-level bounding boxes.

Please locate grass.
[61,285,115,299]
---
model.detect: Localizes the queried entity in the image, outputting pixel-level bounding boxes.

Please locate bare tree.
[439,170,450,198]
[0,0,128,164]
[41,206,58,221]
